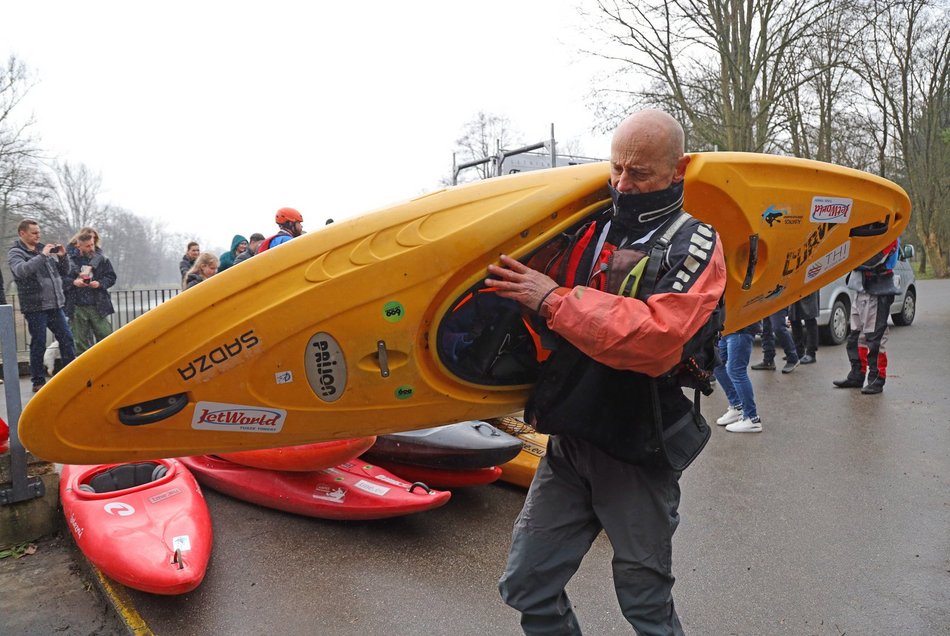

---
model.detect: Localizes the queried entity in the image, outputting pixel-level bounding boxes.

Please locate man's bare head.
[610,110,689,194]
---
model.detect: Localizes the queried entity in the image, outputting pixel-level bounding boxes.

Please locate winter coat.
[184,272,207,289]
[218,235,247,272]
[64,245,117,318]
[7,240,69,313]
[179,256,195,279]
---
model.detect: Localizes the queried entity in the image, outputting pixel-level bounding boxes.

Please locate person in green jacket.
[218,235,248,272]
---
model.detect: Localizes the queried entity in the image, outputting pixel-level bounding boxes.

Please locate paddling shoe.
[861,379,885,394]
[726,416,762,433]
[833,375,865,388]
[716,406,744,426]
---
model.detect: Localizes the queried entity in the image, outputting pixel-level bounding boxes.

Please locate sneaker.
[800,354,816,364]
[726,416,762,433]
[781,359,800,374]
[716,406,744,426]
[751,360,776,371]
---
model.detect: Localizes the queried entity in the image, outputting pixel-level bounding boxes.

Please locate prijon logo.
[810,196,852,224]
[177,329,260,381]
[305,332,347,402]
[192,401,286,433]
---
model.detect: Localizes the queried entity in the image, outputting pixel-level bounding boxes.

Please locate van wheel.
[820,296,850,345]
[892,288,916,326]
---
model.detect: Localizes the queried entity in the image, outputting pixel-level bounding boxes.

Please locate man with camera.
[8,219,76,392]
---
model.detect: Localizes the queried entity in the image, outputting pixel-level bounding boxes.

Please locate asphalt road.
[123,280,949,635]
[5,281,948,635]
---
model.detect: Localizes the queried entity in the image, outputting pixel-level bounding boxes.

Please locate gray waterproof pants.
[499,434,684,635]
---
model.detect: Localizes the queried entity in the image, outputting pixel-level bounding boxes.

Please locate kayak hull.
[362,421,522,470]
[367,460,503,489]
[178,455,450,520]
[217,436,376,471]
[60,459,212,595]
[21,155,910,463]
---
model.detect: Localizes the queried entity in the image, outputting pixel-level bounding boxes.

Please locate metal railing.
[6,288,181,354]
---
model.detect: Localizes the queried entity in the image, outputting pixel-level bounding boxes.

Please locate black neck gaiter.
[608,180,684,238]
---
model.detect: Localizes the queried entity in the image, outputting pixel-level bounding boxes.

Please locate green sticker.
[382,301,405,322]
[394,385,414,400]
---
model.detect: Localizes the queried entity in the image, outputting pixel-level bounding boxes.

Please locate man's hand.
[72,278,88,287]
[486,254,560,313]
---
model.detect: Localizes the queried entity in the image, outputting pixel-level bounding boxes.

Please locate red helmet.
[275,207,303,224]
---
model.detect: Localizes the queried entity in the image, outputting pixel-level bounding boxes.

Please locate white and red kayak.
[60,459,213,595]
[217,436,377,472]
[177,455,450,520]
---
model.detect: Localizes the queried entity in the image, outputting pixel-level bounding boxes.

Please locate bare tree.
[585,0,839,152]
[34,161,109,240]
[450,112,523,183]
[856,0,950,276]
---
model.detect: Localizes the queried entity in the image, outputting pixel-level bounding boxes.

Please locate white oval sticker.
[305,332,347,402]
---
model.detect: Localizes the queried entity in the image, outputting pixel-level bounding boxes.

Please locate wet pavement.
[2,279,948,635]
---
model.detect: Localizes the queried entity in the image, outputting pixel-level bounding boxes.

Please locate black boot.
[833,372,865,388]
[861,378,885,394]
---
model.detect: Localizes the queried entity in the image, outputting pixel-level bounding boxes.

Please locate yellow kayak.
[20,153,910,463]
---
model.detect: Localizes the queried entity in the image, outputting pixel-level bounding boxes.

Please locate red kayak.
[369,460,502,489]
[217,436,377,472]
[60,459,212,595]
[178,455,450,520]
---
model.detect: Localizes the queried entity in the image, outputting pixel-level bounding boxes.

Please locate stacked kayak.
[217,436,376,471]
[178,455,450,520]
[490,417,548,489]
[361,421,522,488]
[0,417,7,453]
[60,459,212,595]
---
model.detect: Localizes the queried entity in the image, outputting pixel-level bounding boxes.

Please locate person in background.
[180,241,199,283]
[7,219,76,392]
[833,240,900,394]
[257,208,304,253]
[64,229,117,355]
[489,109,725,635]
[183,253,219,290]
[789,290,819,364]
[714,321,763,433]
[233,232,265,265]
[751,306,800,373]
[218,235,248,272]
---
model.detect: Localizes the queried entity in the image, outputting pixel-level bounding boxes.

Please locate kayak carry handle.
[849,215,890,237]
[118,393,189,426]
[742,234,759,290]
[172,548,184,570]
[408,481,433,494]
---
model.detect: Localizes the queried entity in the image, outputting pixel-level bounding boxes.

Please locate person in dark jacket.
[233,232,265,265]
[789,290,820,364]
[183,253,219,290]
[488,110,726,635]
[180,241,200,283]
[218,235,248,272]
[833,240,900,394]
[7,219,76,392]
[64,229,117,355]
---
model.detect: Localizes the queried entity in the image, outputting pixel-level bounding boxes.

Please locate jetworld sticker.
[805,241,851,285]
[810,197,853,224]
[192,401,286,433]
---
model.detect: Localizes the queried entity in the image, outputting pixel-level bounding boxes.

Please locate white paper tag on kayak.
[354,479,390,497]
[172,535,191,551]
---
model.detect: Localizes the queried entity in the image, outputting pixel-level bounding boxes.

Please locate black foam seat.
[86,462,164,493]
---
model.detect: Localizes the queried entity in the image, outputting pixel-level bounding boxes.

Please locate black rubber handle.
[118,393,189,426]
[849,215,890,237]
[742,234,759,290]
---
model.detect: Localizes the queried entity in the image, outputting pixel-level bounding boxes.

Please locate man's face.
[249,239,262,251]
[609,116,689,194]
[77,238,96,257]
[19,224,41,248]
[187,245,200,259]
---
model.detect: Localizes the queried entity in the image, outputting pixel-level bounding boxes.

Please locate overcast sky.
[2,1,614,251]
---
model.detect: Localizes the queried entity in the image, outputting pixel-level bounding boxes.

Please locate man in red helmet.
[257,208,304,253]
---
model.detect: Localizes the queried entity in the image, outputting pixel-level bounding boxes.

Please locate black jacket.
[64,246,117,318]
[7,240,69,313]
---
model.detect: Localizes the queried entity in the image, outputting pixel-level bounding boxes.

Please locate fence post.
[0,303,45,505]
